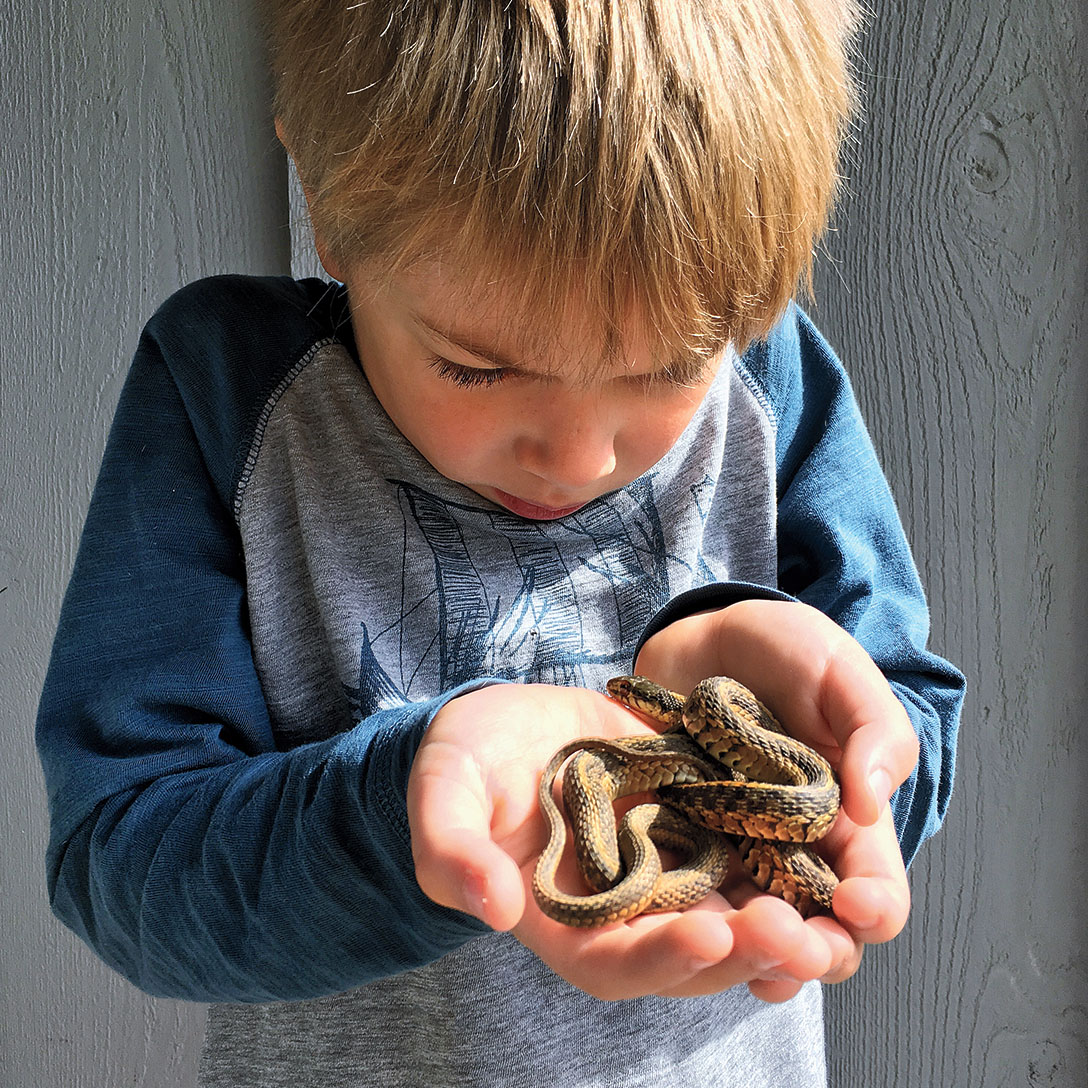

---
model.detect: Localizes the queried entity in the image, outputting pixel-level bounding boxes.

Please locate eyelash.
[427,356,508,388]
[427,353,706,392]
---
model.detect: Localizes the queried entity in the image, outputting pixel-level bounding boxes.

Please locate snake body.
[532,676,841,926]
[533,735,733,926]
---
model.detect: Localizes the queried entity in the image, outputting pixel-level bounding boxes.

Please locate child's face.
[337,259,723,520]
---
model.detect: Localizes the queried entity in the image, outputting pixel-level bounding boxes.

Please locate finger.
[837,719,920,828]
[823,807,911,944]
[407,760,525,931]
[805,914,863,984]
[717,850,870,987]
[818,934,865,985]
[818,647,920,827]
[654,895,824,998]
[732,902,861,994]
[522,906,737,1001]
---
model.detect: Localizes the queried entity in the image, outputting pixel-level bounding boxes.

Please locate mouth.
[490,488,588,521]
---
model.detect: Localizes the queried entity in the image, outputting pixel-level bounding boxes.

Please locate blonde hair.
[268,0,862,363]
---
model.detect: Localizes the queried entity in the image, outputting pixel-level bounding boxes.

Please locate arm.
[628,309,964,998]
[637,308,964,863]
[37,283,488,1002]
[41,308,753,1006]
[771,308,962,861]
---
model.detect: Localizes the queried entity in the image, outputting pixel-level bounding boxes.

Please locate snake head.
[606,675,686,729]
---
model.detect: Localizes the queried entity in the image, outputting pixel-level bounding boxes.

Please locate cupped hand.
[407,680,842,1000]
[634,598,920,995]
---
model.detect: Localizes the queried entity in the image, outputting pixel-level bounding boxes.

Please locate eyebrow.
[412,314,525,371]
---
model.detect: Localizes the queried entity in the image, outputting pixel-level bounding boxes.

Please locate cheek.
[619,399,700,467]
[398,388,510,472]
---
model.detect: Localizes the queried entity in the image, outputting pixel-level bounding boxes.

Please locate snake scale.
[532,675,841,927]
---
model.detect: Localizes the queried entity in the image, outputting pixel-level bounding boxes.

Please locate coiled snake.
[532,675,841,927]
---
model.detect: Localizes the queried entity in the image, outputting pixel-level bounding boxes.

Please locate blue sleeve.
[35,278,487,1002]
[638,308,964,866]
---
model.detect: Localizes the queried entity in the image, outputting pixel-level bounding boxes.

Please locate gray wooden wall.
[2,2,1084,1085]
[815,4,1088,1084]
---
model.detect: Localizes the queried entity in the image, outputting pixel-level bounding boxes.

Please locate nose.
[513,395,618,491]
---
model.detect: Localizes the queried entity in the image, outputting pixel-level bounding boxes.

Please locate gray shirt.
[201,327,824,1087]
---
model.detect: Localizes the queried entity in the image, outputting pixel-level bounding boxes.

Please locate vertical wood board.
[1,2,286,1086]
[817,3,1087,1085]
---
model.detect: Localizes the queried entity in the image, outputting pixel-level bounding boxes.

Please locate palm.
[409,681,837,1000]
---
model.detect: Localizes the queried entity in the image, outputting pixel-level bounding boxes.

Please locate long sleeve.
[768,310,963,862]
[36,279,488,1002]
[636,308,964,865]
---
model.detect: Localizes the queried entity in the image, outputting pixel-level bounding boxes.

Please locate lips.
[490,488,587,520]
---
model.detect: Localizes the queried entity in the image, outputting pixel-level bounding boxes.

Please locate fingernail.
[687,955,721,973]
[753,954,786,974]
[868,768,893,806]
[850,906,880,931]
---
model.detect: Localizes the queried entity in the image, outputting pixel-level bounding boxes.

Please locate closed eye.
[427,355,509,388]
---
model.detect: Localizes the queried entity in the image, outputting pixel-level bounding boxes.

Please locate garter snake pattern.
[532,676,841,926]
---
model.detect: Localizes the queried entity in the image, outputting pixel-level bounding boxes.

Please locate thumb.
[407,759,526,931]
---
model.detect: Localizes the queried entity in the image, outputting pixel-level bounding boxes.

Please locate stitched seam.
[730,351,778,435]
[233,337,339,519]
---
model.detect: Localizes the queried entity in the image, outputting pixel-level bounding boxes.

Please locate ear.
[274,117,346,283]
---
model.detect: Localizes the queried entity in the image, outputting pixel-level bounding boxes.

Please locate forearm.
[43,687,488,1002]
[35,313,489,1001]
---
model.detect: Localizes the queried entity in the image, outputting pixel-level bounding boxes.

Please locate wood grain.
[816,3,1088,1085]
[1,2,284,1086]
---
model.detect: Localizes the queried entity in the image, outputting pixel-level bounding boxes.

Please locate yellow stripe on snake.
[532,676,841,927]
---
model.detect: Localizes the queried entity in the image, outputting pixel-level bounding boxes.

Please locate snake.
[531,675,841,927]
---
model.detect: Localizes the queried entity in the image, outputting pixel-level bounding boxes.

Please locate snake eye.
[605,676,636,699]
[606,675,686,728]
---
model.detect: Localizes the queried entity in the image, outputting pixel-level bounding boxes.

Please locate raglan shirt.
[36,275,964,1087]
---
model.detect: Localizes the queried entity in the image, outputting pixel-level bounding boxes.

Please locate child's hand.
[407,681,844,1000]
[633,598,921,1001]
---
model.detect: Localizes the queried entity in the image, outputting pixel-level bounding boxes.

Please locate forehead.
[383,257,695,381]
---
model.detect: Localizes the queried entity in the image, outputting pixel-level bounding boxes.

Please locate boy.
[37,2,963,1085]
